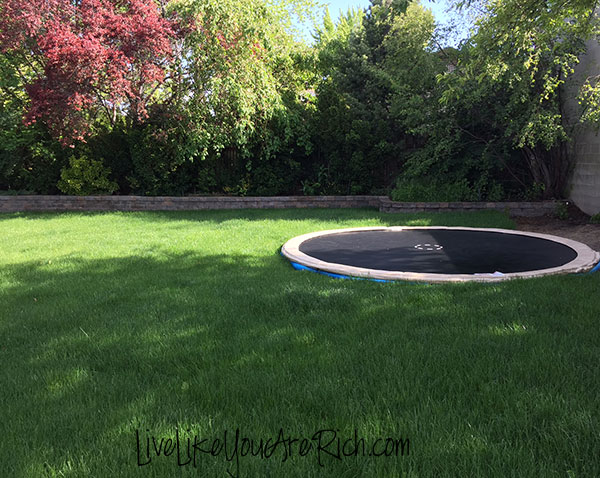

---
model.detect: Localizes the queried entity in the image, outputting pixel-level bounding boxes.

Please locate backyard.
[1,209,599,477]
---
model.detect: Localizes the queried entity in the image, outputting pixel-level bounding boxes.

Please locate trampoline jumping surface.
[281,227,600,282]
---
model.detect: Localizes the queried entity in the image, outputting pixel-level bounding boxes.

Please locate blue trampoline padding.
[591,261,600,274]
[289,260,390,283]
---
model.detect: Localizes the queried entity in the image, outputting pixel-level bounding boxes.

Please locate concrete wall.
[570,130,600,215]
[568,30,600,215]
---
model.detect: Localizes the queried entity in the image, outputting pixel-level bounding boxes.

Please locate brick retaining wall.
[0,195,560,217]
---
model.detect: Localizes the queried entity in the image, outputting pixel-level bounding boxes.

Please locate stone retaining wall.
[378,198,559,217]
[0,195,560,217]
[0,195,385,212]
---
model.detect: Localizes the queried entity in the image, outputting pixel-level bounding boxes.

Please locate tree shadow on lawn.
[0,208,516,229]
[1,251,598,477]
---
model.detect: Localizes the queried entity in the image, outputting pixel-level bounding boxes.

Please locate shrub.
[58,156,118,195]
[554,201,569,220]
[390,178,476,202]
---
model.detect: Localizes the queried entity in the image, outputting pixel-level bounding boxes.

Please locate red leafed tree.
[0,0,179,144]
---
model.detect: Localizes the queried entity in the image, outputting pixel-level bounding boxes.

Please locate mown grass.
[1,209,599,477]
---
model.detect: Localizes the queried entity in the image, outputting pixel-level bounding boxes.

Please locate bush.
[590,213,600,224]
[390,178,476,202]
[554,201,569,220]
[58,155,118,195]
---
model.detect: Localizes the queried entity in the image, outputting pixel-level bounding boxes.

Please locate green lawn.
[1,209,599,477]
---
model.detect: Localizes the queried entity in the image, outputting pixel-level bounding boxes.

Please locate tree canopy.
[0,0,180,143]
[0,0,598,198]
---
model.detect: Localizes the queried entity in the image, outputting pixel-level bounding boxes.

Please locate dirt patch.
[515,203,600,252]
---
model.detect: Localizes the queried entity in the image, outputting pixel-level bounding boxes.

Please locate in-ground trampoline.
[281,227,600,282]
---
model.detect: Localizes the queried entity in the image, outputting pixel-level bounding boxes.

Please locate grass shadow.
[1,247,599,477]
[0,208,516,230]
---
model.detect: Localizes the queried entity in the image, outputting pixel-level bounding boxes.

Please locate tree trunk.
[522,142,572,199]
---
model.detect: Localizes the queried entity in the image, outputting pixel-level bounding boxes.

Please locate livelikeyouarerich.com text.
[136,427,410,477]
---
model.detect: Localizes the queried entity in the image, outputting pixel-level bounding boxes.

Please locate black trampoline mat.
[298,229,578,274]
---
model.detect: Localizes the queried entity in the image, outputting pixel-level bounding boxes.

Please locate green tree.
[164,0,320,194]
[440,0,600,198]
[312,1,415,194]
[0,52,66,193]
[382,3,505,201]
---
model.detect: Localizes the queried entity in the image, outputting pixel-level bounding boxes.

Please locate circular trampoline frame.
[281,226,600,283]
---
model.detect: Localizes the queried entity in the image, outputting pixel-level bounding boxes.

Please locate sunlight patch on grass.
[489,323,529,336]
[403,218,434,226]
[295,332,317,346]
[46,367,91,399]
